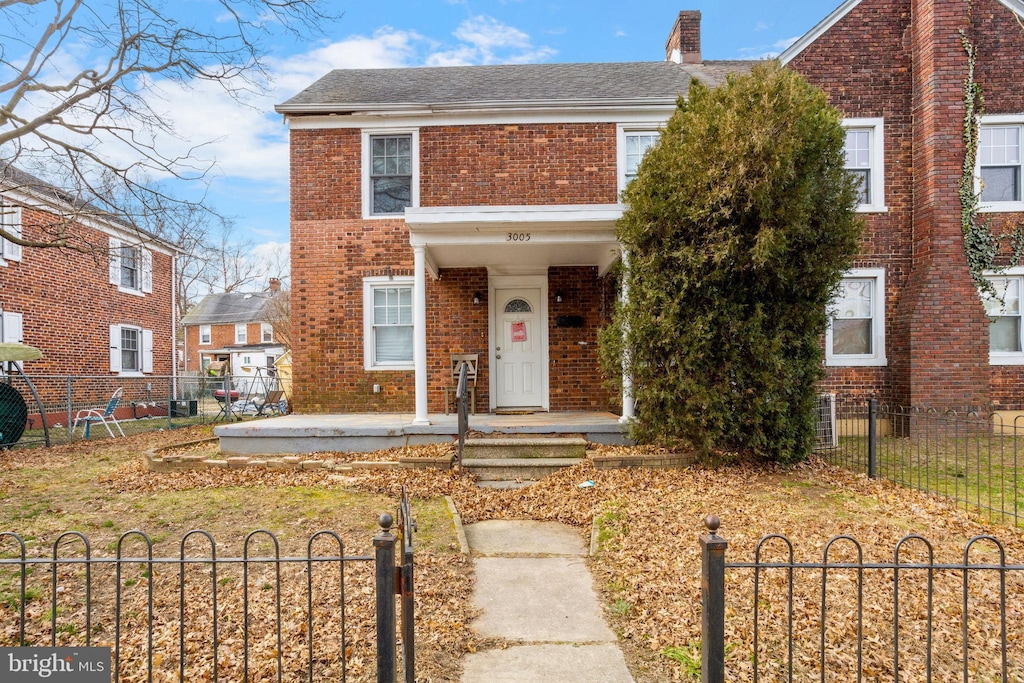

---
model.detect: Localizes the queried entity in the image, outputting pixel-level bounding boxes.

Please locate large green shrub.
[600,62,862,464]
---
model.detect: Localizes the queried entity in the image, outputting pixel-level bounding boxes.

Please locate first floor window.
[110,325,153,374]
[199,325,211,345]
[364,277,414,369]
[121,327,140,371]
[826,268,886,366]
[982,271,1024,362]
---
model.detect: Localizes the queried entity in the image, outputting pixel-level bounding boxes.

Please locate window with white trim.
[235,323,247,344]
[978,119,1023,209]
[826,268,887,366]
[108,237,152,294]
[362,131,418,218]
[109,324,153,374]
[0,197,23,264]
[982,270,1024,364]
[363,277,414,370]
[843,118,886,212]
[199,325,211,345]
[261,323,273,343]
[617,127,661,194]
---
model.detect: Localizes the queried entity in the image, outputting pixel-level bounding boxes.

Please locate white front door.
[492,287,544,409]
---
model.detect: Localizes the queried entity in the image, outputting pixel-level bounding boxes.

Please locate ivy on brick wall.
[959,24,1024,298]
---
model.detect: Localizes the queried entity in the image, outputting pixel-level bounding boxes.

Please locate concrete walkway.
[460,520,634,683]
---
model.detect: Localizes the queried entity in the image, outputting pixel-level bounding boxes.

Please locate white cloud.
[754,21,772,32]
[427,16,556,66]
[737,36,800,59]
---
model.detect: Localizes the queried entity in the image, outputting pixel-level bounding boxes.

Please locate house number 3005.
[506,232,531,242]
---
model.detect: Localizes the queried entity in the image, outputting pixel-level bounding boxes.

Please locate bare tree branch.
[0,0,336,249]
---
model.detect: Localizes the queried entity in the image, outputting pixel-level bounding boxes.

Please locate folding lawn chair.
[72,387,125,438]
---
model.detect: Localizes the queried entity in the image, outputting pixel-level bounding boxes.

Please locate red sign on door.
[511,321,528,343]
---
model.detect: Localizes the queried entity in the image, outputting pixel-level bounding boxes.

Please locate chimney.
[665,10,701,64]
[268,278,281,293]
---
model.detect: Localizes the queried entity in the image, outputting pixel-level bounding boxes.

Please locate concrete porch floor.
[215,411,631,455]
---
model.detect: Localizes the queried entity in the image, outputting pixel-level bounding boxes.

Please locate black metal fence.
[0,494,414,682]
[2,372,285,447]
[820,395,1024,526]
[700,516,1024,681]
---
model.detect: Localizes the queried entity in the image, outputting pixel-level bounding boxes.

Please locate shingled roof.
[276,61,754,113]
[181,291,287,326]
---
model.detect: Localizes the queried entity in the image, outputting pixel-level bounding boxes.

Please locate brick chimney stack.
[268,277,281,293]
[665,10,701,64]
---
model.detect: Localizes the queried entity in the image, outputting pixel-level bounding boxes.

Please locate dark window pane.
[850,169,870,205]
[832,318,871,355]
[981,167,1020,203]
[373,177,411,214]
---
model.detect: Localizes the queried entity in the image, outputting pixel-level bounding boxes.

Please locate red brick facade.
[790,0,1024,409]
[287,0,1024,415]
[0,196,177,397]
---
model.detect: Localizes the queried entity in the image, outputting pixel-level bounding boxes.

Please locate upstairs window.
[617,127,661,194]
[979,124,1022,205]
[370,134,412,215]
[108,237,152,294]
[842,119,886,212]
[235,323,247,344]
[261,322,273,343]
[0,197,23,264]
[199,325,211,345]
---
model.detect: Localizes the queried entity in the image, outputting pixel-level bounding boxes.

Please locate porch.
[215,411,630,456]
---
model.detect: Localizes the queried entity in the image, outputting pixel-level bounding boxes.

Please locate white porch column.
[413,245,430,425]
[619,250,635,424]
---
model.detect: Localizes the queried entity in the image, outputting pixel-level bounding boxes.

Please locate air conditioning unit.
[814,393,838,450]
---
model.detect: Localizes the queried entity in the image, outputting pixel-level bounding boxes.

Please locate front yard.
[1,427,1022,681]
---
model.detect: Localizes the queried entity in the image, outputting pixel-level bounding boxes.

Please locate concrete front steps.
[463,435,587,482]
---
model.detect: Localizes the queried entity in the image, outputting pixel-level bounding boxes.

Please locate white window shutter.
[142,329,154,373]
[141,248,153,293]
[1,206,22,262]
[2,311,24,370]
[109,238,121,285]
[109,324,122,372]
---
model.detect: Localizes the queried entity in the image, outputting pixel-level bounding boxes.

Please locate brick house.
[276,0,1024,421]
[180,280,287,395]
[0,166,178,387]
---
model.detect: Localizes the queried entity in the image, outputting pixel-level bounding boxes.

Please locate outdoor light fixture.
[555,291,563,303]
[473,292,482,305]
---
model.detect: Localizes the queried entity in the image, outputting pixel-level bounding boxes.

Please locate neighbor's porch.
[215,411,630,456]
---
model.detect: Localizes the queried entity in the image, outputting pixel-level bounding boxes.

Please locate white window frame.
[0,197,23,265]
[977,115,1024,213]
[616,125,662,196]
[826,267,887,367]
[982,267,1024,365]
[199,325,211,345]
[261,322,273,343]
[109,324,153,375]
[843,118,887,213]
[363,276,415,371]
[361,129,420,219]
[108,237,152,296]
[235,323,247,344]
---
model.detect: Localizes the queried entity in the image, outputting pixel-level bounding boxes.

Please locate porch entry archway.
[491,285,546,410]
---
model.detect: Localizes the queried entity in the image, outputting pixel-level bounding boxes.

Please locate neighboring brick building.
[180,281,288,396]
[277,0,1024,420]
[0,166,179,387]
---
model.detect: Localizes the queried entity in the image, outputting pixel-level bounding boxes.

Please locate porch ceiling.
[406,204,624,276]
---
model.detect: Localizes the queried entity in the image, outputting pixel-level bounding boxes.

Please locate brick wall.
[0,203,175,383]
[794,0,1024,409]
[289,123,623,413]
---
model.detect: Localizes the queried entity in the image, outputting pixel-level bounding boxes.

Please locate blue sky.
[173,0,835,257]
